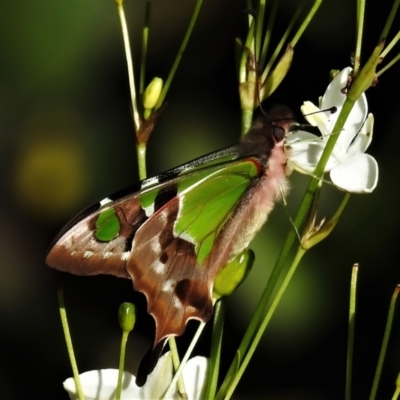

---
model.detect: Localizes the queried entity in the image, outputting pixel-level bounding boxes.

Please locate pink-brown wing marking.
[126,197,214,345]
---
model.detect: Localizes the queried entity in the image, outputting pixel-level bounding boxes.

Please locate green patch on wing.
[175,160,260,263]
[95,207,120,241]
[139,190,157,212]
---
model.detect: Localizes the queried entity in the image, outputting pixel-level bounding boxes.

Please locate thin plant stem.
[346,264,359,400]
[239,20,255,84]
[116,330,129,400]
[354,0,365,75]
[255,0,266,63]
[259,0,280,69]
[380,30,400,58]
[136,142,147,180]
[377,52,400,77]
[168,337,186,396]
[162,322,207,400]
[139,0,152,96]
[58,288,84,400]
[116,0,140,133]
[380,0,400,40]
[224,246,307,400]
[392,384,400,400]
[261,5,301,82]
[392,373,400,400]
[155,0,203,110]
[205,299,226,400]
[290,0,322,47]
[369,285,400,400]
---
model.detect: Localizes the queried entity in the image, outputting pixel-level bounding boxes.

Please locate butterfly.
[46,104,295,381]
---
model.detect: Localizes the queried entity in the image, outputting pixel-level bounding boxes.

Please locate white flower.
[287,67,378,193]
[64,352,209,400]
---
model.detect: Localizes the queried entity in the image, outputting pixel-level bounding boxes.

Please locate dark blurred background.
[1,0,400,398]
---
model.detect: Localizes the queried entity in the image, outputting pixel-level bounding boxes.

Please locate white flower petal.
[347,113,374,156]
[63,352,209,400]
[143,352,174,399]
[180,356,209,400]
[330,153,379,193]
[287,131,339,173]
[64,369,137,400]
[321,67,368,154]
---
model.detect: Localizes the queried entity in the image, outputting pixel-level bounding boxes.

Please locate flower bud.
[213,249,255,299]
[118,302,136,333]
[261,44,293,100]
[143,77,163,110]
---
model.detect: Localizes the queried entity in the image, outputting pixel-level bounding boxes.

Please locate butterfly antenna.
[303,106,337,118]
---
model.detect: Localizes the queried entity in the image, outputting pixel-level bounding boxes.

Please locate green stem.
[139,0,152,96]
[392,385,400,400]
[259,0,280,69]
[168,337,186,397]
[205,299,226,400]
[116,330,129,400]
[380,30,400,58]
[58,289,84,400]
[255,0,266,62]
[116,0,141,133]
[239,20,255,84]
[354,0,365,76]
[376,51,400,77]
[369,285,400,400]
[241,109,254,137]
[155,0,203,110]
[290,0,322,47]
[224,246,307,400]
[136,142,147,180]
[162,322,207,400]
[346,264,359,400]
[380,0,400,40]
[261,5,301,82]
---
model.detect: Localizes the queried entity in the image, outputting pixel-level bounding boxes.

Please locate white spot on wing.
[100,197,112,207]
[143,204,155,217]
[141,176,159,189]
[161,279,175,293]
[121,251,130,261]
[153,259,166,274]
[84,251,93,258]
[172,296,182,309]
[103,251,112,259]
[149,236,161,254]
[64,237,72,249]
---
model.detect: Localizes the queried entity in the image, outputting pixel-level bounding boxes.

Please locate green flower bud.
[260,44,293,101]
[143,77,163,110]
[213,249,255,299]
[118,302,136,333]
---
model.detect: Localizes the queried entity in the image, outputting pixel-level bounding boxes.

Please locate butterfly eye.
[271,125,285,142]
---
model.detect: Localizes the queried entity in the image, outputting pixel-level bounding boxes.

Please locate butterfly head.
[238,104,295,158]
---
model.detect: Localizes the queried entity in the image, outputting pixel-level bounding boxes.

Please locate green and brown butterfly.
[46,104,295,380]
